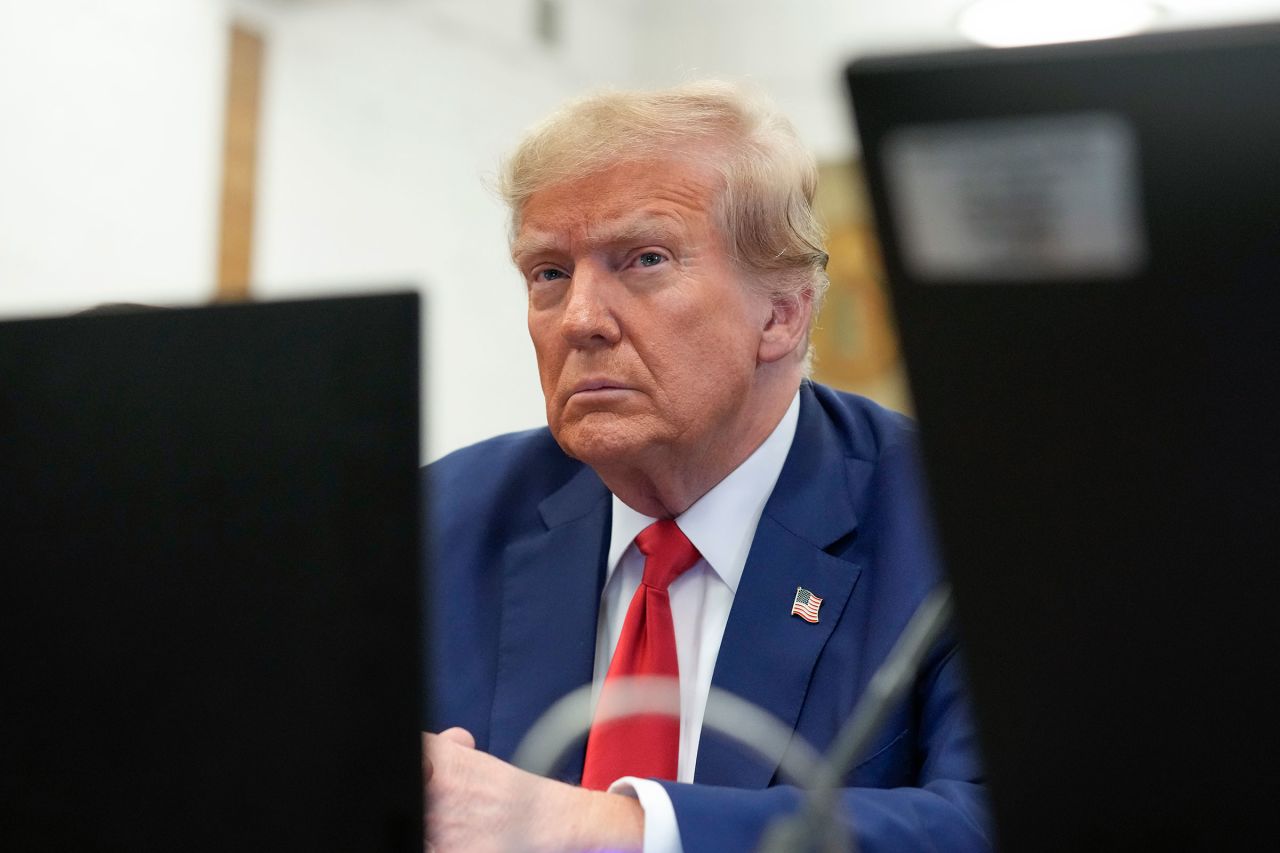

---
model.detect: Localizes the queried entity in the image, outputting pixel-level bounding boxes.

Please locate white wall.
[0,0,226,316]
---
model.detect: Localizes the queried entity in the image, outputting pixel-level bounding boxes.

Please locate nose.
[559,262,621,349]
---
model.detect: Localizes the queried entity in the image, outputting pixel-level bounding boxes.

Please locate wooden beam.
[215,24,264,301]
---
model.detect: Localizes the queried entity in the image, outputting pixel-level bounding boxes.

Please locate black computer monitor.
[849,23,1280,852]
[0,293,423,851]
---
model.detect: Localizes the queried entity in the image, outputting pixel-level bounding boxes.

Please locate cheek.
[687,309,761,367]
[653,322,758,405]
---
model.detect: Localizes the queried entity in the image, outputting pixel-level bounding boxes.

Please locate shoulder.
[801,380,921,464]
[424,427,588,536]
[426,424,584,502]
[794,382,934,556]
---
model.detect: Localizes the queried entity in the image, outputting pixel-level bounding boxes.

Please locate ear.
[757,288,813,365]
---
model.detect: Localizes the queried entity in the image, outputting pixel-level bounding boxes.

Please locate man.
[424,81,989,852]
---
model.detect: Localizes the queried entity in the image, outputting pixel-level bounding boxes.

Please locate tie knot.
[634,519,701,591]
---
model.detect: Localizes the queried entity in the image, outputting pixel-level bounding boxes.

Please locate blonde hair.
[499,80,829,344]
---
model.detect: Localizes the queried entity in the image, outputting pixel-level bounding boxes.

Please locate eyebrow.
[511,211,688,266]
[509,234,561,266]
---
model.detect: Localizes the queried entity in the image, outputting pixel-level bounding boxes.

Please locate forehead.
[512,158,723,256]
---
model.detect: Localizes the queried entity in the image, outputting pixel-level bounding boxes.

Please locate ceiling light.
[957,0,1164,48]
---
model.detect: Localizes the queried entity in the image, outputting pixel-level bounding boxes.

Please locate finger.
[420,732,433,783]
[437,726,476,749]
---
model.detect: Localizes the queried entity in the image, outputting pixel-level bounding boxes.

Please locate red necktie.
[580,519,701,790]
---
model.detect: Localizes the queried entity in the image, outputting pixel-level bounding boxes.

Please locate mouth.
[568,379,633,399]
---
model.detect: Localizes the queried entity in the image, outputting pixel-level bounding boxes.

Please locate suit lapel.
[487,465,610,780]
[696,386,876,787]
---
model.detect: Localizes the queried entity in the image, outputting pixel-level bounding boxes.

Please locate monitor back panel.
[849,25,1280,852]
[0,294,422,851]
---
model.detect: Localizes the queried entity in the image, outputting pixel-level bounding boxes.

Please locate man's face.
[513,157,776,472]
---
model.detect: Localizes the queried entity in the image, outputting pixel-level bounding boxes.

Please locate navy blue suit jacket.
[426,382,990,851]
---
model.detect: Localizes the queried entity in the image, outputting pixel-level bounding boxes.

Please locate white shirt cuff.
[608,776,684,853]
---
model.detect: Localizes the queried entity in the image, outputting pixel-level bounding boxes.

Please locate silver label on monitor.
[883,113,1147,282]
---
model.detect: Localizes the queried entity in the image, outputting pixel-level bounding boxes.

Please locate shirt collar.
[606,389,801,593]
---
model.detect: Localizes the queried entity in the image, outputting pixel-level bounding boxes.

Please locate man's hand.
[422,728,644,853]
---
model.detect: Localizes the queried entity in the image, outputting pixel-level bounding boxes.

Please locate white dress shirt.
[598,390,800,853]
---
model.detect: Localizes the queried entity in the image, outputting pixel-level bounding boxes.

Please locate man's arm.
[423,652,990,853]
[424,728,644,853]
[656,779,988,853]
[424,741,985,853]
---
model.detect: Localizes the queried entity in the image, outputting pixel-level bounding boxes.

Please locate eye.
[531,267,568,284]
[633,251,667,268]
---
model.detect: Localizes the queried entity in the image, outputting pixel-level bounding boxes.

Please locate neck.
[596,368,801,518]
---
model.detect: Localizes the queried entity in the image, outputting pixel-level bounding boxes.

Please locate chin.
[550,413,653,468]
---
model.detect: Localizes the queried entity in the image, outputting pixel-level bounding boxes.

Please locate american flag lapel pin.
[790,586,823,624]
